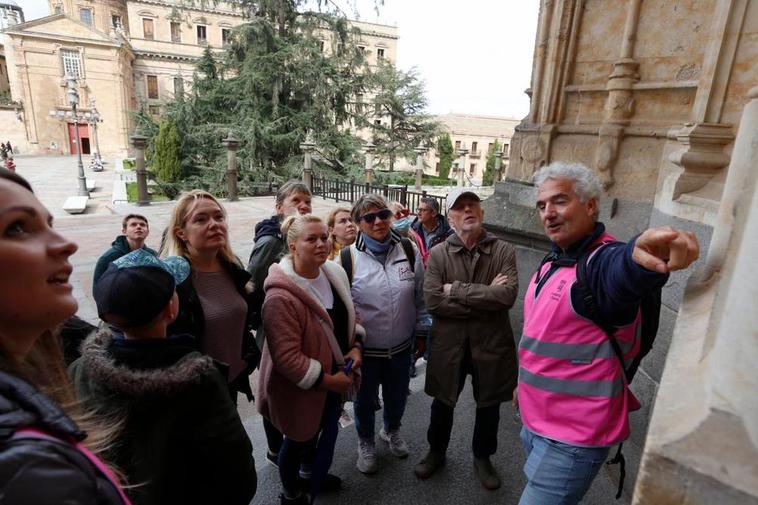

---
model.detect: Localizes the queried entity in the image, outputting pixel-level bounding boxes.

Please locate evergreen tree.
[437,132,454,180]
[483,139,502,186]
[153,118,182,184]
[162,3,373,181]
[363,62,439,171]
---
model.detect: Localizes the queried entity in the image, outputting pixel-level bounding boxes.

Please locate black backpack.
[340,237,415,286]
[573,240,663,499]
[574,241,662,383]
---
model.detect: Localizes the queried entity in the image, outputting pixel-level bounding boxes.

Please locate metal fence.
[311,176,447,214]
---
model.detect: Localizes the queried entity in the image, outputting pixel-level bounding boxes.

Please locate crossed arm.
[424,243,518,318]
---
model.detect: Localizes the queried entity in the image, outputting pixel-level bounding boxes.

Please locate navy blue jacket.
[535,223,669,327]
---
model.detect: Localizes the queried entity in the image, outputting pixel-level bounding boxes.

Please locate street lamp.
[457,142,469,187]
[65,74,89,197]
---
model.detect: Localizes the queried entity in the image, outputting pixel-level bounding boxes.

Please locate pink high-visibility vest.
[518,232,641,447]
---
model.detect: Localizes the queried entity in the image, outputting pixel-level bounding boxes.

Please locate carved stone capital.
[668,122,734,199]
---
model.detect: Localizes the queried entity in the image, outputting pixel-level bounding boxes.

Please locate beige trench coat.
[423,231,519,408]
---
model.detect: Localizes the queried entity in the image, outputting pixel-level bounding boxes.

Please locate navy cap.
[94,249,189,327]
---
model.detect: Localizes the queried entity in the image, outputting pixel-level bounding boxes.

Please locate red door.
[67,123,91,155]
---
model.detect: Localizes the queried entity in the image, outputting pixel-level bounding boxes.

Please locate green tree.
[437,132,454,180]
[361,62,439,172]
[152,118,183,184]
[162,4,372,181]
[482,139,502,186]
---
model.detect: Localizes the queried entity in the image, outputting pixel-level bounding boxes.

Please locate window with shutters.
[377,48,385,60]
[61,49,82,79]
[146,75,159,99]
[221,28,231,47]
[111,15,122,29]
[143,18,154,40]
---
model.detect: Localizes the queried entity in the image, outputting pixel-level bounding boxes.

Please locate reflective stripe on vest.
[518,232,641,447]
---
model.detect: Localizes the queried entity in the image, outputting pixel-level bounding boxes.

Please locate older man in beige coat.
[415,188,519,491]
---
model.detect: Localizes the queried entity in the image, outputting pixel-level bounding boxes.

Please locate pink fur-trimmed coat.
[257,256,360,442]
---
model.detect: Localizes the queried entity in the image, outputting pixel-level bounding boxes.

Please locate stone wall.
[486,0,758,501]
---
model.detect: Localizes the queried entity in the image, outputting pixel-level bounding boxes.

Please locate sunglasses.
[359,209,393,223]
[394,208,410,219]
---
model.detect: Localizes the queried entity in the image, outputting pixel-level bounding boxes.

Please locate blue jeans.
[354,350,411,440]
[518,427,610,505]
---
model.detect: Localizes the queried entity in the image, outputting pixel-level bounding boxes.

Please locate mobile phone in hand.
[343,359,354,375]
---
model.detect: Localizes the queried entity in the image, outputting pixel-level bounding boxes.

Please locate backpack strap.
[340,246,354,287]
[11,428,132,505]
[399,237,415,273]
[574,242,630,381]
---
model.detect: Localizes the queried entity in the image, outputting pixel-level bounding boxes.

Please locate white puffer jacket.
[339,230,427,354]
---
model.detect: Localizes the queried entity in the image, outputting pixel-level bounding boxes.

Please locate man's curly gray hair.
[532,162,602,203]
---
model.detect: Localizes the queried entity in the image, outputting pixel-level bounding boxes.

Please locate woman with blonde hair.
[165,189,259,401]
[258,214,363,504]
[0,169,130,504]
[326,207,357,260]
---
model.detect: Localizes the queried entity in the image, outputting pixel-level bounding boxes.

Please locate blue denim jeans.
[518,427,610,505]
[354,350,411,440]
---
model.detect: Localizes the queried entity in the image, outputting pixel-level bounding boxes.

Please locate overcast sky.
[19,0,539,119]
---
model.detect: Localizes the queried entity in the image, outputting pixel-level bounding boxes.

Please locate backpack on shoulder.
[573,241,663,499]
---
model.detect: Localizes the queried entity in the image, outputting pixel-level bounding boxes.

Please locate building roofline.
[129,0,245,19]
[437,112,523,122]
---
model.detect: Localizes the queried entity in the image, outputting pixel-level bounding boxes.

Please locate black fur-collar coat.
[69,329,257,505]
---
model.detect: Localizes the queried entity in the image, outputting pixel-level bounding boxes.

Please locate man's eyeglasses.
[416,207,431,213]
[359,209,393,223]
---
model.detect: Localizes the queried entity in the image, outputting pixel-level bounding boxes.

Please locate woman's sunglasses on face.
[359,208,393,223]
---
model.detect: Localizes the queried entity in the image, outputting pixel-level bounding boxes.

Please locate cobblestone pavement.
[14,155,621,505]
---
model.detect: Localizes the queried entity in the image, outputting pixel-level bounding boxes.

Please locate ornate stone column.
[414,142,426,190]
[666,0,747,199]
[457,142,469,187]
[129,133,150,206]
[300,132,315,191]
[364,142,375,184]
[222,132,239,202]
[634,86,758,504]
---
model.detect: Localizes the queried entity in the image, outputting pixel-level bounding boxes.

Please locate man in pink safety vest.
[516,162,700,505]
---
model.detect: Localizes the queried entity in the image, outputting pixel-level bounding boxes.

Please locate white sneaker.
[357,438,378,474]
[379,427,409,458]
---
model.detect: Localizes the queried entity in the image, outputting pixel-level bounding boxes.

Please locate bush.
[152,119,183,184]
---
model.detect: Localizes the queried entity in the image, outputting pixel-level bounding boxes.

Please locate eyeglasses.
[359,209,393,223]
[416,207,431,213]
[394,208,410,219]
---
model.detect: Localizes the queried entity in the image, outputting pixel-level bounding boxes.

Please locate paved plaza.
[14,155,620,504]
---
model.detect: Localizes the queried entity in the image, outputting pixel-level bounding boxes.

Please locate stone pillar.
[414,142,426,190]
[634,87,758,504]
[222,133,239,202]
[129,133,150,206]
[457,142,469,187]
[364,142,375,184]
[300,132,315,191]
[494,149,504,183]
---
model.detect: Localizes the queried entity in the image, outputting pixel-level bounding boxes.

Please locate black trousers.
[426,341,501,459]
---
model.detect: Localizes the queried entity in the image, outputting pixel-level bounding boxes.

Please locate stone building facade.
[483,0,757,502]
[0,0,397,157]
